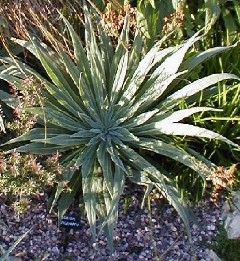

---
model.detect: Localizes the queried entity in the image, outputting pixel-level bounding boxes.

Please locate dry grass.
[0,0,136,51]
[0,0,80,58]
[0,0,61,39]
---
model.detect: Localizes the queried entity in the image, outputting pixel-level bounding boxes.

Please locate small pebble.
[207,224,216,231]
[171,226,177,232]
[52,246,59,253]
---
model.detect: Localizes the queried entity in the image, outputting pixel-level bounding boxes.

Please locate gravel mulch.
[0,191,224,261]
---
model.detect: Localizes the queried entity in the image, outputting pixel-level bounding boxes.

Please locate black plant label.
[60,215,82,230]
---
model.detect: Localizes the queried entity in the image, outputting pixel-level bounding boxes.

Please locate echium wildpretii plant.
[0,1,239,251]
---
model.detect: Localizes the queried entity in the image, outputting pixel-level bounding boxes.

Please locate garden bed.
[0,192,223,261]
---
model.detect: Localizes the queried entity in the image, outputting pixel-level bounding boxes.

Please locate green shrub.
[0,2,239,251]
[0,151,62,213]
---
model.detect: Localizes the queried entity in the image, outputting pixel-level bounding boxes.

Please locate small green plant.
[0,1,239,251]
[208,225,240,261]
[0,151,62,213]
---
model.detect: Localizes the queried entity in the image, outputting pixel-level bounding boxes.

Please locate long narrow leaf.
[154,122,238,147]
[97,142,114,196]
[181,45,235,72]
[2,128,70,146]
[161,73,239,109]
[15,143,70,154]
[134,137,214,177]
[82,174,97,240]
[159,107,221,124]
[61,15,92,85]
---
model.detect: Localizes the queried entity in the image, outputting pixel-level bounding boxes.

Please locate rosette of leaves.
[0,2,239,250]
